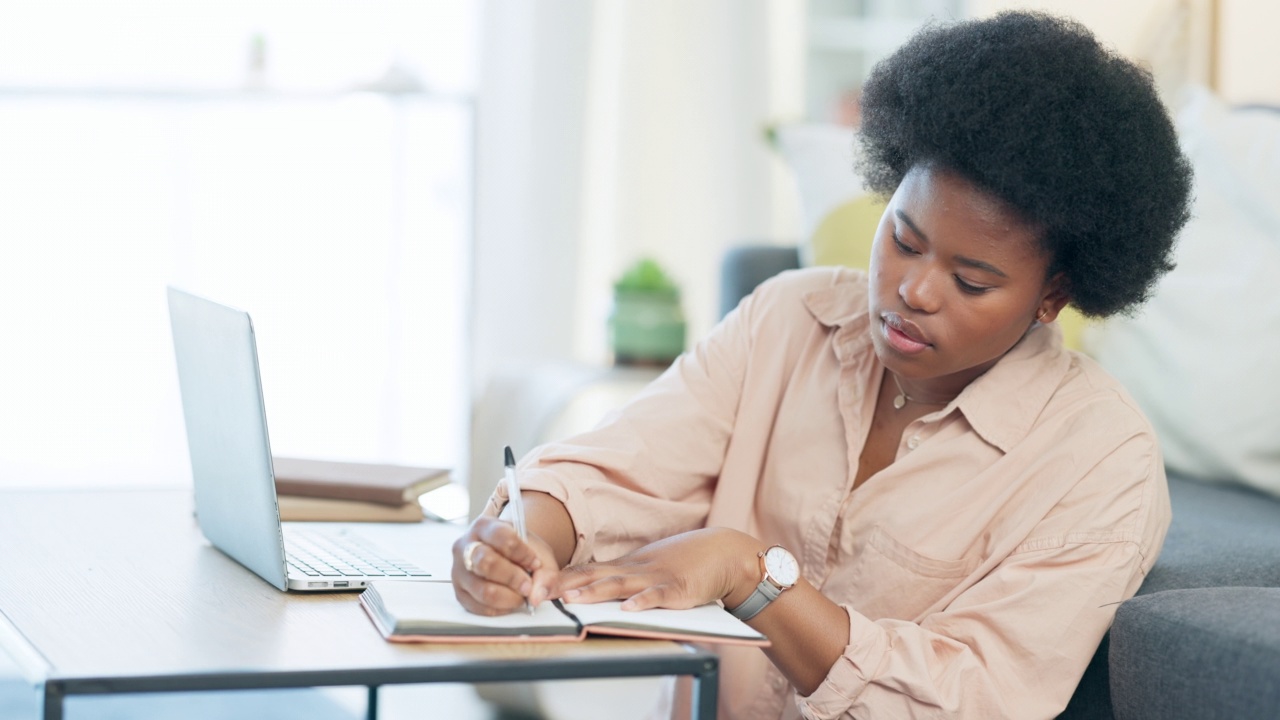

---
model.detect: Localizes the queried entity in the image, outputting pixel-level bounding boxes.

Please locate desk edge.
[0,608,52,684]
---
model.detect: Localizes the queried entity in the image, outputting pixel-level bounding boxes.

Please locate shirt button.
[773,675,787,690]
[907,435,921,450]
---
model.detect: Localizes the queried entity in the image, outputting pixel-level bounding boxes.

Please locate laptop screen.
[167,287,289,590]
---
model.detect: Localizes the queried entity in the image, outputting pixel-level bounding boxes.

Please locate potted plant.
[608,258,687,366]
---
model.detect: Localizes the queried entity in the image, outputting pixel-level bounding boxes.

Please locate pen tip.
[504,446,516,467]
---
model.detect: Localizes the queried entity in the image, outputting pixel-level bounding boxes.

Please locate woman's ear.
[1036,273,1071,323]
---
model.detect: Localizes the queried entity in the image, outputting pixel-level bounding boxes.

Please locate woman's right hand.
[451,516,561,616]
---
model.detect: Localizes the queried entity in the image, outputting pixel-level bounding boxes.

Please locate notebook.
[360,580,769,646]
[167,286,452,592]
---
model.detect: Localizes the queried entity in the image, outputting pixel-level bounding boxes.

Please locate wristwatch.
[728,545,800,621]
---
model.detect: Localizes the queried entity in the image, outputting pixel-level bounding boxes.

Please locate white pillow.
[772,123,866,265]
[1083,86,1280,497]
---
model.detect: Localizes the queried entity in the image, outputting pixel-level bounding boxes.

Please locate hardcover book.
[275,494,425,522]
[272,457,451,507]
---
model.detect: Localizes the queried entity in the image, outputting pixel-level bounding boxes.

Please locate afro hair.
[856,11,1193,318]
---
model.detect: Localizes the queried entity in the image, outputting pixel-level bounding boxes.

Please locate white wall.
[1219,1,1280,104]
[573,0,804,360]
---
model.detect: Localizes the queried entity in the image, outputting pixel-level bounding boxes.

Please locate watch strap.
[728,576,785,621]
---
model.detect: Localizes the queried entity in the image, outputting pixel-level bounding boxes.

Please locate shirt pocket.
[846,525,981,622]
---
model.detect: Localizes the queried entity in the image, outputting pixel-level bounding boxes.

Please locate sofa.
[1062,475,1280,720]
[721,244,1280,720]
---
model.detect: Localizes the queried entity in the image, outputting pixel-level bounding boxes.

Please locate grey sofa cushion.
[718,245,800,318]
[1138,475,1280,595]
[1060,474,1280,719]
[1110,587,1280,720]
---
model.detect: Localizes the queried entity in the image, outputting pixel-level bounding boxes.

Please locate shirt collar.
[802,273,869,329]
[802,274,1072,454]
[802,272,873,364]
[951,324,1071,453]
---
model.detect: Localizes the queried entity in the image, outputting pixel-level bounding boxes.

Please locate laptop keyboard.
[285,529,430,578]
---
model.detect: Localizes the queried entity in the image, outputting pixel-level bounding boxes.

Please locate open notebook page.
[366,580,576,635]
[562,601,765,641]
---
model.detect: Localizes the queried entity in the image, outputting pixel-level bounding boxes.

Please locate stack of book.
[272,457,452,523]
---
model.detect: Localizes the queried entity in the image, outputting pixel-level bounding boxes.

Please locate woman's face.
[867,164,1067,393]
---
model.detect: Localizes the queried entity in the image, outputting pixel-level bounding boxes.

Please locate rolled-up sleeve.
[492,284,764,565]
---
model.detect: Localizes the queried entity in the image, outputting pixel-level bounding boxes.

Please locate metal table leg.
[42,681,63,720]
[691,658,719,720]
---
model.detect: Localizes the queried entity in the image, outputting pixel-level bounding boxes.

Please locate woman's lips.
[882,314,932,354]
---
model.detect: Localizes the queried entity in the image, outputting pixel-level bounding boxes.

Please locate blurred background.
[0,0,1274,496]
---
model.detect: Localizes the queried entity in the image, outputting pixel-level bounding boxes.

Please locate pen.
[503,445,533,615]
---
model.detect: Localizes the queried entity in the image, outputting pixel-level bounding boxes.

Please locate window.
[0,2,479,487]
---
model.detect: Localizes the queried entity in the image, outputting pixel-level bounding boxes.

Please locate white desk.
[0,488,718,720]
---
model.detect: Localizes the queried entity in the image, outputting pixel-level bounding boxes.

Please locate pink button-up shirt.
[497,267,1169,720]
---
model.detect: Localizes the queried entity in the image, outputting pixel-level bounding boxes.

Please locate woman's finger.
[619,585,666,611]
[451,541,531,614]
[556,562,615,592]
[620,583,700,612]
[561,570,653,604]
[451,522,537,615]
[454,573,528,616]
[528,554,560,607]
[463,541,533,593]
[473,517,542,573]
[451,520,537,589]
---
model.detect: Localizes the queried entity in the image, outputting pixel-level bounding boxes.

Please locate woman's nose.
[899,265,942,313]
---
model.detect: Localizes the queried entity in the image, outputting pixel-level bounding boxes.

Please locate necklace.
[891,373,952,410]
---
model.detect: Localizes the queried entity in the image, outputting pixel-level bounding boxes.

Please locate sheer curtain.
[0,2,478,488]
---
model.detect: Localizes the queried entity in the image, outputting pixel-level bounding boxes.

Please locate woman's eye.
[955,276,991,295]
[892,233,917,255]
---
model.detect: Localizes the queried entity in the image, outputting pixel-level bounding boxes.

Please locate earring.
[1036,308,1048,322]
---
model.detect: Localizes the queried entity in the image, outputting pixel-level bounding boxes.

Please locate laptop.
[167,286,453,591]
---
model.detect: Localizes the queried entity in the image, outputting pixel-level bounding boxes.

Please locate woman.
[452,11,1193,720]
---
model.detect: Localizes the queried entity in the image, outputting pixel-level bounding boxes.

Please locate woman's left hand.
[555,527,764,611]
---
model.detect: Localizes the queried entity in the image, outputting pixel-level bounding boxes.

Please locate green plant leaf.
[614,258,678,292]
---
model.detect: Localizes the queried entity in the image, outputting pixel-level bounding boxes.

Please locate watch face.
[763,546,800,587]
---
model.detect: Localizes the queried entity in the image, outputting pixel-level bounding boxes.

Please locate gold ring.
[462,540,483,573]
